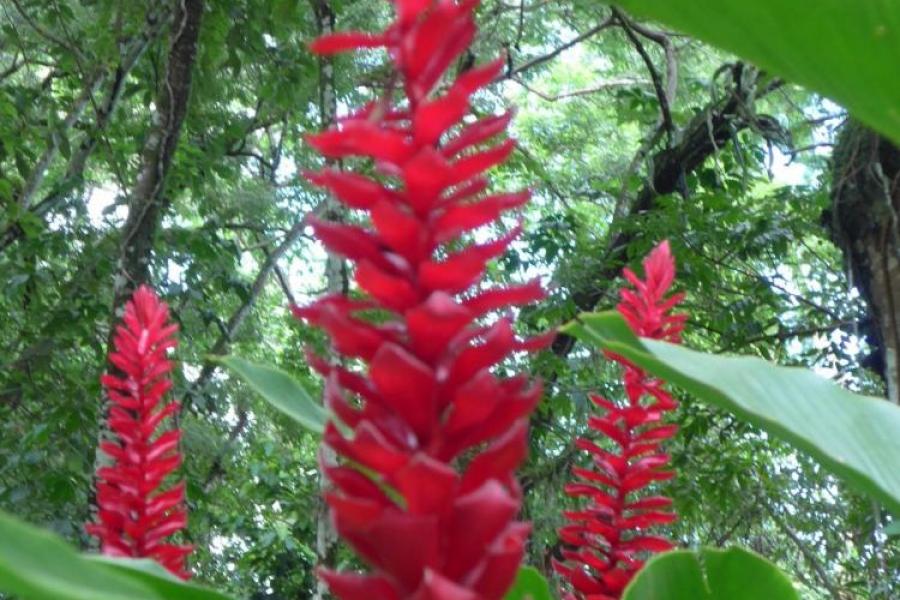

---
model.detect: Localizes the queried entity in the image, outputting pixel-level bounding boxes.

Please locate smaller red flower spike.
[554,242,686,600]
[87,285,192,579]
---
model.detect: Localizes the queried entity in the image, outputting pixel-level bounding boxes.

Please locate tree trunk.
[309,1,344,597]
[830,122,900,404]
[111,0,204,313]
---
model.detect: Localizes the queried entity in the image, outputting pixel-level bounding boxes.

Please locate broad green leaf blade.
[86,558,236,600]
[565,312,900,516]
[885,521,900,537]
[0,510,161,600]
[623,548,798,600]
[622,551,711,600]
[702,548,798,598]
[216,355,327,434]
[504,566,553,600]
[612,0,900,144]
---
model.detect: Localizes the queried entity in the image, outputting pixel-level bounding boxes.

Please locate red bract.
[554,242,686,600]
[87,285,192,579]
[301,1,548,598]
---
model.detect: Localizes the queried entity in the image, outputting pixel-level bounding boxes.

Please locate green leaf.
[86,558,236,600]
[0,178,12,202]
[612,0,900,144]
[0,510,238,600]
[565,311,900,516]
[885,521,900,537]
[59,131,71,159]
[623,547,799,599]
[504,566,553,600]
[0,509,160,600]
[215,355,327,434]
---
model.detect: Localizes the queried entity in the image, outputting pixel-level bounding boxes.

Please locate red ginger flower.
[87,285,192,579]
[299,1,550,598]
[554,242,686,600]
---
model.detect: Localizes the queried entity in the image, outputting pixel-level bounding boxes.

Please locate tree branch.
[196,225,303,493]
[740,320,864,346]
[613,8,675,143]
[0,52,23,81]
[622,13,678,107]
[15,70,107,210]
[767,506,844,600]
[510,76,647,102]
[505,15,616,79]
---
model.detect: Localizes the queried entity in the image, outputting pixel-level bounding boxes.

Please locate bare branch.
[16,70,107,210]
[226,149,275,171]
[505,15,616,79]
[767,506,844,600]
[510,76,647,102]
[259,237,298,307]
[623,15,678,107]
[741,320,864,345]
[494,0,554,15]
[788,142,835,163]
[0,52,23,81]
[613,8,675,143]
[613,124,665,220]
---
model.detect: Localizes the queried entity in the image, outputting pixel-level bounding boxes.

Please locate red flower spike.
[303,2,545,598]
[556,242,685,600]
[86,285,192,579]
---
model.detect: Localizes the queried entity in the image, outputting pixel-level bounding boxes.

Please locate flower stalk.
[300,1,549,597]
[87,285,192,579]
[555,242,686,599]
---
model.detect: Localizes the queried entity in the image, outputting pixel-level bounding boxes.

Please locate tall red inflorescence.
[554,242,686,600]
[299,1,550,598]
[87,285,192,580]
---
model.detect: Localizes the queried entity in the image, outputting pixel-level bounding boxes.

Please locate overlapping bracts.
[554,242,686,600]
[300,1,549,598]
[87,286,192,579]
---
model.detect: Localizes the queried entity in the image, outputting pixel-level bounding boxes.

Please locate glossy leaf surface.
[216,356,327,434]
[503,566,553,600]
[623,547,798,599]
[0,510,238,600]
[565,312,900,516]
[87,558,236,600]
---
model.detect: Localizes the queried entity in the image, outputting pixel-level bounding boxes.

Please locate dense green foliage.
[0,1,897,599]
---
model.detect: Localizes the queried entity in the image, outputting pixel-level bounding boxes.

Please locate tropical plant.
[87,286,192,580]
[555,243,684,599]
